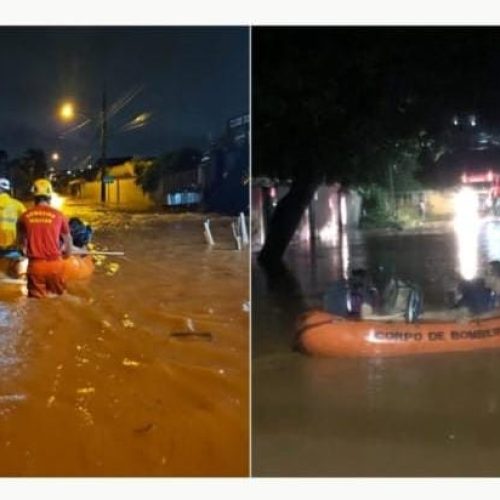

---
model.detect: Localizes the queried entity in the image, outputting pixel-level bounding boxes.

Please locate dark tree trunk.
[258,175,320,268]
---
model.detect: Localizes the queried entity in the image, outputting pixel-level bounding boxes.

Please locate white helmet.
[0,178,11,191]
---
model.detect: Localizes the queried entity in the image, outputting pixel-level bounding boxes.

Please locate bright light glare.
[51,152,59,161]
[341,230,349,279]
[60,102,75,121]
[298,208,311,242]
[454,187,479,222]
[340,194,347,227]
[50,192,65,210]
[454,187,479,280]
[318,194,339,243]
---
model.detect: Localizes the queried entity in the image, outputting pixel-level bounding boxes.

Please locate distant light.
[452,115,459,126]
[318,194,340,244]
[340,194,347,226]
[66,170,71,175]
[51,152,59,161]
[133,113,149,124]
[454,187,479,280]
[470,114,477,127]
[60,102,75,121]
[50,192,65,210]
[87,164,92,170]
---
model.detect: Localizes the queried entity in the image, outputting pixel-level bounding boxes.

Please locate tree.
[22,149,48,181]
[8,149,49,197]
[136,147,201,196]
[254,28,500,266]
[0,150,8,178]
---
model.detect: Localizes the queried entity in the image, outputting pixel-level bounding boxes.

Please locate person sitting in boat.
[324,267,423,322]
[323,269,379,318]
[348,268,380,316]
[483,260,500,306]
[323,278,350,317]
[66,217,93,255]
[452,277,495,316]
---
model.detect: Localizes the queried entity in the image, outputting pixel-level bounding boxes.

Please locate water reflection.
[453,187,480,279]
[0,299,27,372]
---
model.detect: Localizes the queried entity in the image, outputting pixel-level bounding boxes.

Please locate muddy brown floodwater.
[253,222,500,476]
[0,200,249,476]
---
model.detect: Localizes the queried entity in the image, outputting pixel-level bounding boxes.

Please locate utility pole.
[388,163,396,211]
[100,87,108,203]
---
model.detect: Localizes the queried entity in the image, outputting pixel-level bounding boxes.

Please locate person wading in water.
[17,179,72,298]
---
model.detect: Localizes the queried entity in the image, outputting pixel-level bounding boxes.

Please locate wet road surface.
[0,200,249,476]
[253,221,500,476]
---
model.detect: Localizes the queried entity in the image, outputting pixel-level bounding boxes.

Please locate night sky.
[0,26,249,169]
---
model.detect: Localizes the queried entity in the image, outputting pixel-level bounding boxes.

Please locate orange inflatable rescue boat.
[297,310,500,357]
[0,255,94,281]
[61,254,95,281]
[0,255,94,296]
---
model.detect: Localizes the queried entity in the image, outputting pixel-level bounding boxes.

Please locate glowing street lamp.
[59,102,75,121]
[57,92,108,203]
[51,152,60,161]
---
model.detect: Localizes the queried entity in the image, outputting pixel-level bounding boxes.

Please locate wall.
[396,189,455,218]
[74,177,154,209]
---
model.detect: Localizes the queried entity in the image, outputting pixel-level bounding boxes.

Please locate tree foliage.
[255,28,500,263]
[1,148,49,197]
[0,150,8,178]
[136,147,201,194]
[254,28,500,187]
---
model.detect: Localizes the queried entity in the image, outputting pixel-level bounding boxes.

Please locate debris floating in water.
[170,332,213,341]
[121,314,135,328]
[93,255,106,267]
[133,423,154,434]
[186,318,195,332]
[122,358,140,367]
[106,262,120,276]
[0,394,27,403]
[76,387,95,395]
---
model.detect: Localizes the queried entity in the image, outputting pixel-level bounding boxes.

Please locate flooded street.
[253,221,500,476]
[0,200,249,476]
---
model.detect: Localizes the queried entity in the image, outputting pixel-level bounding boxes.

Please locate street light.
[57,91,108,203]
[51,152,60,161]
[60,102,75,121]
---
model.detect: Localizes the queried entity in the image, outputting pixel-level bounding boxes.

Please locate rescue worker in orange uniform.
[0,178,26,256]
[17,179,72,298]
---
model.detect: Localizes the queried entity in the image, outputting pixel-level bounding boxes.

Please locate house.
[67,157,155,208]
